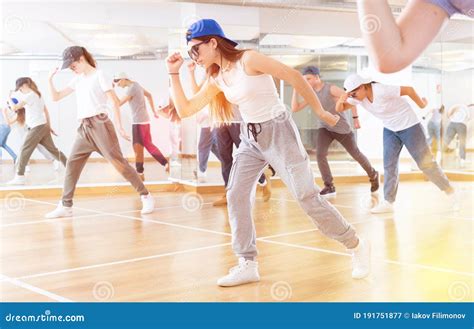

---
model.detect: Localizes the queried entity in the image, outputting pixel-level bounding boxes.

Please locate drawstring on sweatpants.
[81,114,108,128]
[247,123,262,142]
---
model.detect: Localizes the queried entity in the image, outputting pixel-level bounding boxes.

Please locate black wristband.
[352,116,359,119]
[168,72,179,75]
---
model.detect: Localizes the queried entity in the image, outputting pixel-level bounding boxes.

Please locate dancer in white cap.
[341,74,458,213]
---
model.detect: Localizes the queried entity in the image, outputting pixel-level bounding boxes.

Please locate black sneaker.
[268,165,276,177]
[370,171,379,193]
[320,185,336,198]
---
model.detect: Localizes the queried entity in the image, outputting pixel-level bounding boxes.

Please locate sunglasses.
[113,79,121,83]
[187,40,210,61]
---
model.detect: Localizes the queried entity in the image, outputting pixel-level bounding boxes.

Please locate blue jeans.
[383,123,451,203]
[197,127,219,173]
[0,124,17,162]
[444,122,467,160]
[426,120,441,154]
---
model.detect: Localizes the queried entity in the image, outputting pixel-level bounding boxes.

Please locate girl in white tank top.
[166,19,370,287]
[212,58,284,124]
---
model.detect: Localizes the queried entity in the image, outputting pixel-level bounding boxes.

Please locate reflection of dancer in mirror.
[443,104,472,168]
[4,106,62,173]
[158,98,181,167]
[423,105,444,157]
[1,105,20,165]
[187,61,272,206]
[188,61,219,182]
[157,98,181,167]
[45,46,155,218]
[113,72,170,181]
[167,19,370,287]
[194,108,220,182]
[35,143,63,171]
[341,74,459,214]
[7,78,67,185]
[292,66,379,198]
[357,0,474,73]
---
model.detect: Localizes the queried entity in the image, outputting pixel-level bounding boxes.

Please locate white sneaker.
[45,202,73,219]
[7,174,26,185]
[217,257,260,287]
[370,200,394,214]
[25,165,31,173]
[446,191,460,211]
[350,238,371,279]
[141,193,155,214]
[53,160,60,171]
[170,160,181,167]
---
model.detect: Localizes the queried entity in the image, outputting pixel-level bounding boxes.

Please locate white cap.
[113,72,128,80]
[343,74,372,92]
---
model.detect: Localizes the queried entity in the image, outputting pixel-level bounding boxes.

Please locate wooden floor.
[0,157,418,186]
[0,181,472,302]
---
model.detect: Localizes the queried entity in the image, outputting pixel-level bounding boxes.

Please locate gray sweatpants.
[62,115,148,207]
[17,123,67,175]
[226,115,358,259]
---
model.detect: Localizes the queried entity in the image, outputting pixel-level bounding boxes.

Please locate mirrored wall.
[1,1,472,192]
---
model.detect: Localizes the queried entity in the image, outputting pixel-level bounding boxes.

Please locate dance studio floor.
[1,180,472,302]
[0,157,418,186]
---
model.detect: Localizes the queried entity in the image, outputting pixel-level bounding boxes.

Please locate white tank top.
[212,58,286,123]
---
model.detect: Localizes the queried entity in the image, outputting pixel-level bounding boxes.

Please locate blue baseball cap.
[186,19,238,47]
[302,66,320,76]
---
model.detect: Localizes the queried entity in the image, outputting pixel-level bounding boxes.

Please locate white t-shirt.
[347,83,420,132]
[17,91,47,128]
[67,69,112,120]
[449,105,469,123]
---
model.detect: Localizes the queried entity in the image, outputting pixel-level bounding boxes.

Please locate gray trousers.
[62,115,148,207]
[444,122,467,160]
[17,123,67,175]
[315,128,376,187]
[226,115,358,259]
